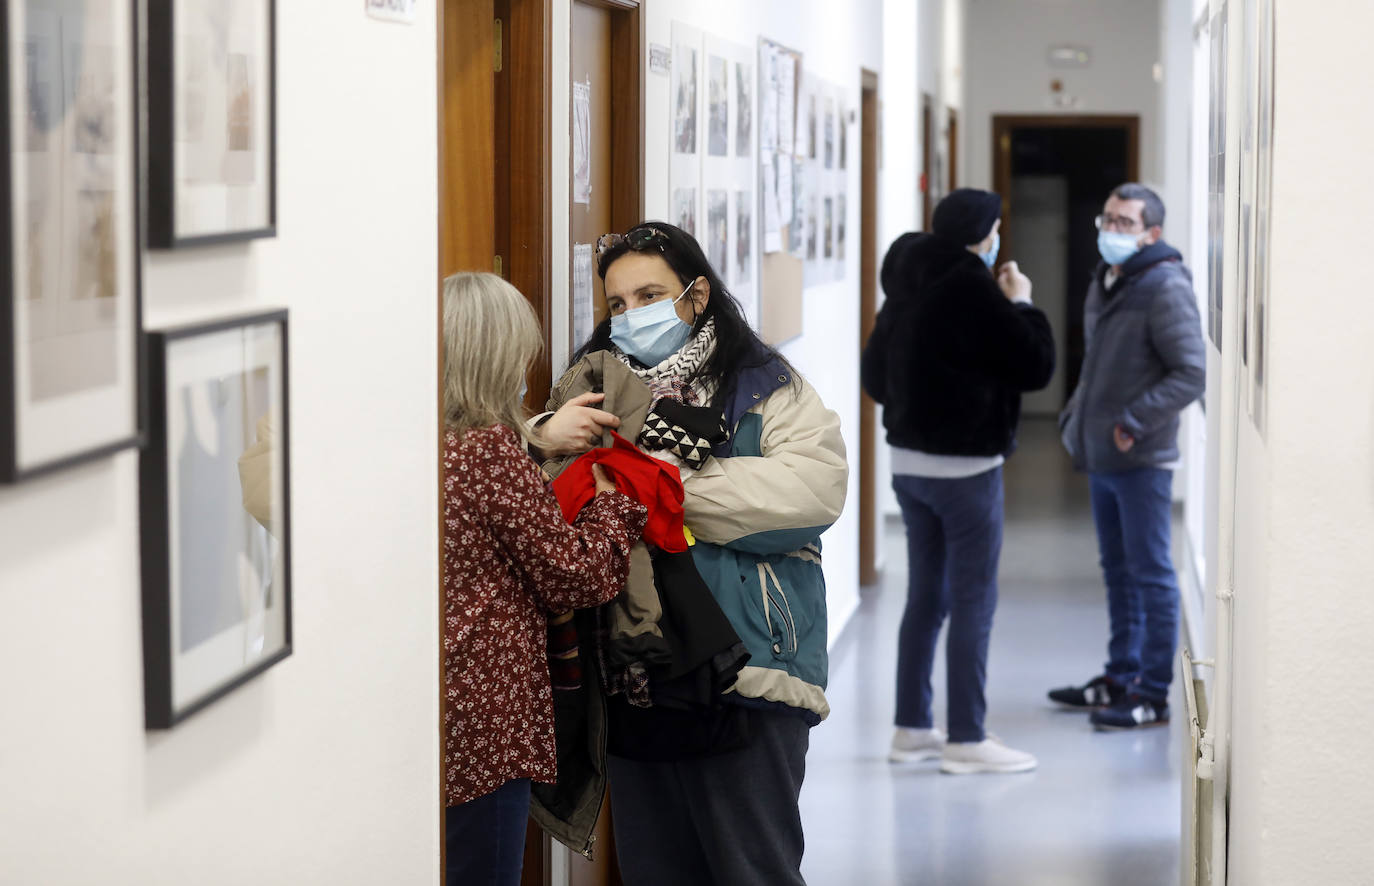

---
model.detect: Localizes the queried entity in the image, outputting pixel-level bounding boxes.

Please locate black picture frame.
[141,309,292,729]
[0,0,145,482]
[147,0,277,248]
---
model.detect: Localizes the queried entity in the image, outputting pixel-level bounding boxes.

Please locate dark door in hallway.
[993,116,1138,411]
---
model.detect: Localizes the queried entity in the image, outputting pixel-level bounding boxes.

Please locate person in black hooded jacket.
[862,188,1054,774]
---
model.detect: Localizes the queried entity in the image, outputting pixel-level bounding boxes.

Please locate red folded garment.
[552,431,687,553]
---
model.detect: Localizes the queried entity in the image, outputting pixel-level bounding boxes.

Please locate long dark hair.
[573,221,791,405]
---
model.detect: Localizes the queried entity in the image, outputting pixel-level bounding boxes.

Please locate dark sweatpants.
[607,708,810,886]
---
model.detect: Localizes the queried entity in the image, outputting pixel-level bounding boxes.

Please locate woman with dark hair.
[540,222,847,885]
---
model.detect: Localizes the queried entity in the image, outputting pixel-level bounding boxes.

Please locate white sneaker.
[939,735,1038,774]
[888,727,946,763]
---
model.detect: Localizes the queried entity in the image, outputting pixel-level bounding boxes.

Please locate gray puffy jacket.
[1060,241,1205,473]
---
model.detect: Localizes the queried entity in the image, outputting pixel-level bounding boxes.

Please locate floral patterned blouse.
[443,424,646,806]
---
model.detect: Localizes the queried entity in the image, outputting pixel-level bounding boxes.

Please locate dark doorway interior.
[994,118,1137,409]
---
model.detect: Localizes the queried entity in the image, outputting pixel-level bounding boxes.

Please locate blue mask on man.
[609,279,696,366]
[1098,231,1143,266]
[980,233,1000,269]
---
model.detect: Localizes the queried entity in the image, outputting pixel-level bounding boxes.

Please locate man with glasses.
[1048,183,1205,731]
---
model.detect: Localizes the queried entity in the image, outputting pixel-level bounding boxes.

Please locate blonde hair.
[442,272,543,440]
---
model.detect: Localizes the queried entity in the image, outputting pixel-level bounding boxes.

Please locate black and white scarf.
[611,320,729,470]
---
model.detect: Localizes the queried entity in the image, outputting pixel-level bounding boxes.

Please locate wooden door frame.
[920,93,934,230]
[859,69,881,587]
[498,0,555,408]
[947,107,959,189]
[991,114,1140,264]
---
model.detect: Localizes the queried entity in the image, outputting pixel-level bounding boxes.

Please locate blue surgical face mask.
[1098,231,1143,266]
[980,233,1000,269]
[609,279,696,366]
[518,378,528,403]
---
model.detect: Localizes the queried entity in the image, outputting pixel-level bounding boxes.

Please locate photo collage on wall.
[670,23,758,328]
[797,74,851,287]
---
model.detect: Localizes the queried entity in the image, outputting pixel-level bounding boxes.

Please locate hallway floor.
[800,420,1182,886]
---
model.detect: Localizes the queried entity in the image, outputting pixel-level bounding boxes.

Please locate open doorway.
[992,115,1139,417]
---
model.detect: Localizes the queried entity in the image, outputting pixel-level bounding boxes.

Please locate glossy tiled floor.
[800,421,1182,886]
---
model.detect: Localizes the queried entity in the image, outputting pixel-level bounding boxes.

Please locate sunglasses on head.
[596,226,668,258]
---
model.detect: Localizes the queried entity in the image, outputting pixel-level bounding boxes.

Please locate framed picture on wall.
[1,0,144,482]
[140,310,291,729]
[147,0,276,248]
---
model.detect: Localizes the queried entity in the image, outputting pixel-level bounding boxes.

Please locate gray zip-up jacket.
[1060,241,1205,473]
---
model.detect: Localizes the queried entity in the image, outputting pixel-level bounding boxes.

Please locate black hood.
[1103,239,1184,281]
[880,231,989,302]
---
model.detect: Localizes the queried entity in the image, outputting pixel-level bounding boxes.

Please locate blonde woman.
[441,272,647,886]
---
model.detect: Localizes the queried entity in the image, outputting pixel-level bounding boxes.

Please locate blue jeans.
[892,468,1004,743]
[1090,468,1180,701]
[445,778,531,886]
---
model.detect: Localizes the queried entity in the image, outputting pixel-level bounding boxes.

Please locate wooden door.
[440,0,497,277]
[859,70,881,587]
[497,0,554,409]
[569,0,643,354]
[439,0,553,405]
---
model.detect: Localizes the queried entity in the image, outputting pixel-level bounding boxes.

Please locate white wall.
[0,6,441,883]
[873,0,923,542]
[963,0,1162,191]
[878,0,952,521]
[1224,1,1374,881]
[1159,0,1210,656]
[552,0,914,640]
[1159,0,1196,262]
